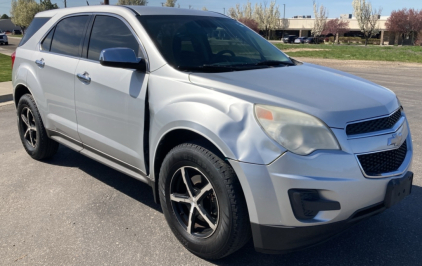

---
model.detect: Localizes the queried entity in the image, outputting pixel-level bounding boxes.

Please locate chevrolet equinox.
[12,6,413,259]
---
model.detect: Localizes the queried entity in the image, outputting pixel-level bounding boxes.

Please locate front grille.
[346,109,402,135]
[357,140,407,176]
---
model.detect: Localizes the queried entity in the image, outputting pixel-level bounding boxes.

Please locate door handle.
[35,58,45,68]
[76,72,91,84]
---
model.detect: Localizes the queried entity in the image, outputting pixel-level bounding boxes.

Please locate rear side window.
[41,28,55,51]
[19,17,50,47]
[87,15,140,61]
[50,15,89,57]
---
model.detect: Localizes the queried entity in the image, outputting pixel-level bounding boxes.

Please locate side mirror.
[99,48,146,72]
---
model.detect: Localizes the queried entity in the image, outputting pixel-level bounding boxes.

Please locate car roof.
[35,5,228,19]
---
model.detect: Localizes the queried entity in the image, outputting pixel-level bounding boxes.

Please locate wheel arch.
[14,83,32,107]
[151,128,229,204]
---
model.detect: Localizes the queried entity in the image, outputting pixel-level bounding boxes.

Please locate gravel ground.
[0,59,421,266]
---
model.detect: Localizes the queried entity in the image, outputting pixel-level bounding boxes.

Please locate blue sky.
[1,0,422,18]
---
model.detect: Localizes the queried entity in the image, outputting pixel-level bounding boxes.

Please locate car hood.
[188,63,399,128]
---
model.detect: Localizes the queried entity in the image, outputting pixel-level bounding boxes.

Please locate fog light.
[288,189,341,220]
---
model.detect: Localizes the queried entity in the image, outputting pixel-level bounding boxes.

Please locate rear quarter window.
[19,17,51,47]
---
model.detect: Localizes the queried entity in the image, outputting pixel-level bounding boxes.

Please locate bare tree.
[322,18,350,43]
[163,0,176,7]
[352,0,382,46]
[386,8,422,45]
[311,1,328,41]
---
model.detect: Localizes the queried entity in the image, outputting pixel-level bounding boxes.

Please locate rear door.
[33,14,91,141]
[74,14,149,174]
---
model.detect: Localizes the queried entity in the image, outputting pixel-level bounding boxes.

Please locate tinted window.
[87,16,140,61]
[41,27,55,51]
[51,15,89,57]
[138,15,292,72]
[19,17,50,47]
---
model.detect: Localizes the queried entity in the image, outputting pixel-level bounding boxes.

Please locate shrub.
[237,18,259,33]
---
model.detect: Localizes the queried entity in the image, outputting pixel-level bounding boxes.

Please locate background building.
[0,19,21,32]
[277,15,410,45]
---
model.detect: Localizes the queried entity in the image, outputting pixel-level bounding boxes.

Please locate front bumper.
[251,201,386,254]
[228,120,413,253]
[251,171,412,254]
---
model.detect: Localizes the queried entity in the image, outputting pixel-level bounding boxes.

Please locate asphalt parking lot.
[1,60,421,265]
[0,37,19,56]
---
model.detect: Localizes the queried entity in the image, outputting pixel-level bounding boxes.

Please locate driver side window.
[87,15,141,61]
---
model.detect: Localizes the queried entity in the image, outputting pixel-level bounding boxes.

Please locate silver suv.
[12,6,413,259]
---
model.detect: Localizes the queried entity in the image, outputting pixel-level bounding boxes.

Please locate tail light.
[11,51,16,69]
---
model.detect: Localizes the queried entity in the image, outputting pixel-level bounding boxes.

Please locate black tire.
[159,143,251,260]
[17,94,59,160]
[5,42,8,45]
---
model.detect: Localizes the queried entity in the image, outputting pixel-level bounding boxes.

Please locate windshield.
[138,15,293,72]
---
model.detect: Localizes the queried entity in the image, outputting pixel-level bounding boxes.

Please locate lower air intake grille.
[357,140,407,176]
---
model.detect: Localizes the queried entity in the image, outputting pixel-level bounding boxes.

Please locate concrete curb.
[0,81,13,104]
[0,100,13,107]
[0,94,13,103]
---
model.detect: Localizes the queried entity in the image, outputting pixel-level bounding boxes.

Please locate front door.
[74,14,149,174]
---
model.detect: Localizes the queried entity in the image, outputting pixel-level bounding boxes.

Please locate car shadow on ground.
[42,145,421,266]
[43,145,162,213]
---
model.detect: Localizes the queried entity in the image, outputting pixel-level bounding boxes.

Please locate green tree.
[40,0,58,10]
[10,0,41,31]
[1,14,10,19]
[116,0,147,5]
[163,0,176,7]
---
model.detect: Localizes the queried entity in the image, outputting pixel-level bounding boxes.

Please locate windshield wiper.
[255,60,295,66]
[177,61,294,73]
[177,65,238,72]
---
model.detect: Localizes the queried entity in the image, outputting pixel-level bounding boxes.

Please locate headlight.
[254,104,340,155]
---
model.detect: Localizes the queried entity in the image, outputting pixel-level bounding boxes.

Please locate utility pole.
[282,4,286,38]
[223,8,225,15]
[63,0,66,8]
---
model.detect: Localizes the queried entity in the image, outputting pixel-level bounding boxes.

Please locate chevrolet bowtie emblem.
[388,132,403,146]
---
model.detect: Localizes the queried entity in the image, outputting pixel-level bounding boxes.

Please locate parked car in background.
[282,35,297,43]
[5,30,11,34]
[304,37,320,44]
[294,37,308,44]
[13,29,22,35]
[0,30,8,45]
[12,6,414,260]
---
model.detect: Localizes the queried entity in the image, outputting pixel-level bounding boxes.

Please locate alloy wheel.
[21,107,37,148]
[170,166,219,238]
